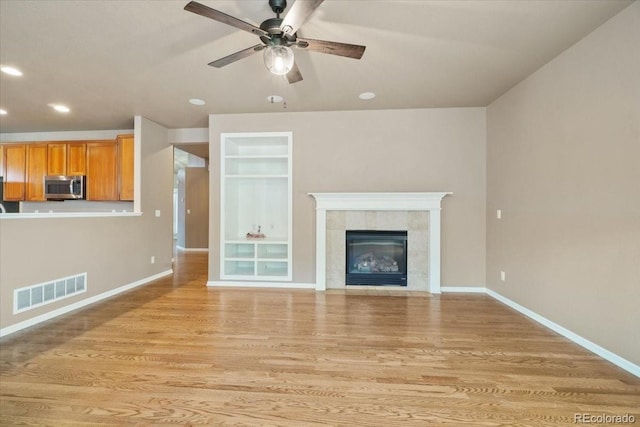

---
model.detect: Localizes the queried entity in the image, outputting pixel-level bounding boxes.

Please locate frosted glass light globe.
[264,46,294,76]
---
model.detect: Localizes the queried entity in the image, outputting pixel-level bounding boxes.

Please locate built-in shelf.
[220,132,292,282]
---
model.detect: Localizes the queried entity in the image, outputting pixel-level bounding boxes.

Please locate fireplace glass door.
[345,230,408,286]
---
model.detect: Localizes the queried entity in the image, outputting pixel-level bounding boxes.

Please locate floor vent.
[14,273,87,314]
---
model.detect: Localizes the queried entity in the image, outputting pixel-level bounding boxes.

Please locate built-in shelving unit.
[220,132,292,282]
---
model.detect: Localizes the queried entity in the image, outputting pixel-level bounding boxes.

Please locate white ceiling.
[0,0,633,134]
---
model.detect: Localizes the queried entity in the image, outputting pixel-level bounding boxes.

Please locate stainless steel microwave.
[44,175,85,200]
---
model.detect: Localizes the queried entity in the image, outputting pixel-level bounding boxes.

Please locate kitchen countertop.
[0,211,142,219]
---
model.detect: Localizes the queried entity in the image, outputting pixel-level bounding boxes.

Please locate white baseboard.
[441,286,487,293]
[176,246,209,252]
[486,289,640,378]
[207,280,316,290]
[441,285,638,377]
[0,269,173,338]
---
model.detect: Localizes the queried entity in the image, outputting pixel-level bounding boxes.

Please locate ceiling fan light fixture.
[263,45,294,76]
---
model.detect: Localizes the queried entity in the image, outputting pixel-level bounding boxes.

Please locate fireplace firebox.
[345,230,408,286]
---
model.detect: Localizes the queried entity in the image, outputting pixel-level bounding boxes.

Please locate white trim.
[486,289,640,378]
[133,116,142,213]
[308,192,451,293]
[207,281,316,289]
[0,129,133,143]
[429,208,442,294]
[176,246,209,252]
[0,212,142,219]
[441,286,487,293]
[0,269,173,338]
[315,208,327,291]
[309,192,451,211]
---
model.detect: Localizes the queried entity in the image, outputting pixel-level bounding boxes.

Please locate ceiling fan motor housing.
[260,17,296,47]
[269,0,287,15]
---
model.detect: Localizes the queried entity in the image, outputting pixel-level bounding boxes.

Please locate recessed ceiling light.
[189,98,206,106]
[359,92,376,100]
[1,66,23,76]
[49,104,70,113]
[0,109,7,115]
[267,95,283,103]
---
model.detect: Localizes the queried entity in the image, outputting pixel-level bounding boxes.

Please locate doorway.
[173,144,209,252]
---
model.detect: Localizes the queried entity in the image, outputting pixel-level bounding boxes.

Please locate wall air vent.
[14,273,87,314]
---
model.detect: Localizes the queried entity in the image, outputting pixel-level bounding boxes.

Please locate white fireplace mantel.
[309,192,451,293]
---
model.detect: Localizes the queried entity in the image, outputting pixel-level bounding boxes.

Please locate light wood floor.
[1,251,638,426]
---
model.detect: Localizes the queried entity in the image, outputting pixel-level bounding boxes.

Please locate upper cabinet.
[47,142,86,176]
[47,143,67,176]
[67,143,87,176]
[1,135,132,202]
[2,144,26,201]
[117,134,134,201]
[25,144,47,201]
[86,141,118,201]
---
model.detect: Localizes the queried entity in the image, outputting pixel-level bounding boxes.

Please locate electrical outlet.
[500,271,506,281]
[151,256,155,264]
[155,209,161,217]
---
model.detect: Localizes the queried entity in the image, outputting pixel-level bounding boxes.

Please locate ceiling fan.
[184,0,366,84]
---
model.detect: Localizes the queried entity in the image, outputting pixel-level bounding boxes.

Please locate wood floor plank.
[1,251,639,425]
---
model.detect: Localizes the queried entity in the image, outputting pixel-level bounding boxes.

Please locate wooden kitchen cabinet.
[86,141,118,200]
[47,143,67,175]
[2,144,26,201]
[25,144,48,201]
[47,142,86,176]
[3,138,128,202]
[117,134,134,201]
[67,143,86,175]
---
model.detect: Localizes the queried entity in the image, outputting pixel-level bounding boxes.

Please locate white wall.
[209,108,487,287]
[486,2,640,365]
[0,117,174,332]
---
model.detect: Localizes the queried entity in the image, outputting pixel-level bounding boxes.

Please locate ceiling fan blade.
[184,1,267,37]
[280,0,324,35]
[296,38,366,59]
[208,44,265,68]
[286,62,303,84]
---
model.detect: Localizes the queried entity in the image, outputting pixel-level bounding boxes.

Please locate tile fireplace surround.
[309,193,451,293]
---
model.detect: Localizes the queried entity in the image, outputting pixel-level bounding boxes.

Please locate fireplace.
[345,230,408,286]
[309,192,451,292]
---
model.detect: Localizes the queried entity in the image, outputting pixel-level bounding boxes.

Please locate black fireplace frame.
[345,230,408,286]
